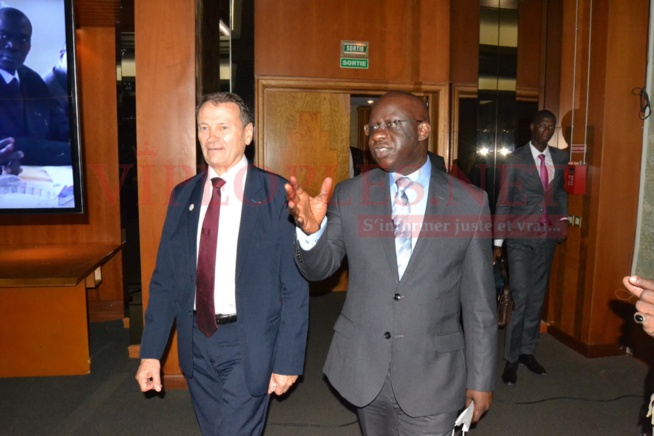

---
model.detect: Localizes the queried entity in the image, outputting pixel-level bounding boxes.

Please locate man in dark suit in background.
[286,91,496,435]
[135,93,309,435]
[43,46,69,131]
[429,150,446,172]
[349,145,364,177]
[493,109,569,385]
[0,7,69,172]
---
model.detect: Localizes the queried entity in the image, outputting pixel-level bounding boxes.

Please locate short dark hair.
[532,109,556,125]
[0,7,31,31]
[196,92,253,128]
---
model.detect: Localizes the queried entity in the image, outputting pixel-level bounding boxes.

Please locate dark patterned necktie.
[196,177,226,337]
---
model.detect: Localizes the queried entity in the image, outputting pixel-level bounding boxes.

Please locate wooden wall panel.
[516,0,544,97]
[449,0,479,86]
[135,0,197,382]
[255,0,450,85]
[545,0,648,356]
[0,283,90,377]
[263,91,350,195]
[75,0,121,28]
[589,0,647,347]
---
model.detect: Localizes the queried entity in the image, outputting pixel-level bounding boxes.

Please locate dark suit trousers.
[187,319,270,435]
[357,369,457,436]
[504,237,557,363]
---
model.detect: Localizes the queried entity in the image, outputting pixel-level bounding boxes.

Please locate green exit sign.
[340,58,369,69]
[344,44,367,55]
[341,40,369,57]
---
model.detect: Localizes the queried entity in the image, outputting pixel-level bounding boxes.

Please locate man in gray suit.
[493,109,569,385]
[285,91,497,435]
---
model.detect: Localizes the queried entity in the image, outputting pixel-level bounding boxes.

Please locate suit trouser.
[357,369,457,436]
[504,237,557,363]
[186,320,270,436]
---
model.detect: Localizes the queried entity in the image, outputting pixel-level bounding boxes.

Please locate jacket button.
[394,293,402,300]
[384,332,391,339]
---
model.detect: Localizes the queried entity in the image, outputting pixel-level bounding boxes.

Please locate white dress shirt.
[195,155,249,314]
[0,69,19,85]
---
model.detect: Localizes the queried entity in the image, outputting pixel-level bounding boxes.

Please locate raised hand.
[284,176,332,235]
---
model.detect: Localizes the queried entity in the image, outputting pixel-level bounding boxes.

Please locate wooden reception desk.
[0,244,121,377]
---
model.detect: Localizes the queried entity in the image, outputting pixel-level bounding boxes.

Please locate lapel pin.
[189,204,195,211]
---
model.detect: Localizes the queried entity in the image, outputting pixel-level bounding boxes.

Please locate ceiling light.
[219,20,231,37]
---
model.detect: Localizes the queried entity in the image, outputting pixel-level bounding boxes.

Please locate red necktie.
[538,154,549,226]
[196,177,226,337]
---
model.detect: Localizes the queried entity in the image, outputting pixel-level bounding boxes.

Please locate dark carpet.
[0,292,652,435]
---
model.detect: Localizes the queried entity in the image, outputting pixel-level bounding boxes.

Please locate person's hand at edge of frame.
[624,275,654,337]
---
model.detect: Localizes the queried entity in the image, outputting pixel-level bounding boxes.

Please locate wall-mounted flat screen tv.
[0,0,84,214]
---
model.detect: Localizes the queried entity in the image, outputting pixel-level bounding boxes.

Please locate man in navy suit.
[0,7,69,172]
[135,93,309,435]
[493,109,569,385]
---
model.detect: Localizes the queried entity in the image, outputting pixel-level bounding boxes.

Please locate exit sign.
[340,58,369,69]
[343,43,367,55]
[340,40,369,69]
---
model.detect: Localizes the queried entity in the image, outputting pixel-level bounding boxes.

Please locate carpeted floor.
[1,292,652,435]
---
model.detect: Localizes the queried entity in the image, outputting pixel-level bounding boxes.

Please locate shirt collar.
[207,155,248,187]
[0,69,18,84]
[529,142,551,160]
[390,156,431,189]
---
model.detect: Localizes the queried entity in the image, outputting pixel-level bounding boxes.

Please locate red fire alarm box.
[564,163,587,195]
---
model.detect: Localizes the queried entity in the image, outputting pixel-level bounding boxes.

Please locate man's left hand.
[268,373,298,396]
[465,389,493,423]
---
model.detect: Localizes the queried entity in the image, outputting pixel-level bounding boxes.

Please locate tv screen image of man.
[0,6,70,173]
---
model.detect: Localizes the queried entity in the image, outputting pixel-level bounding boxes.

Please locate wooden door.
[258,90,350,292]
[260,90,350,194]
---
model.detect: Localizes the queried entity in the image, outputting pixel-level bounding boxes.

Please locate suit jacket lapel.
[517,145,545,193]
[402,160,447,281]
[366,169,399,282]
[549,146,566,185]
[235,165,263,282]
[187,172,207,264]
